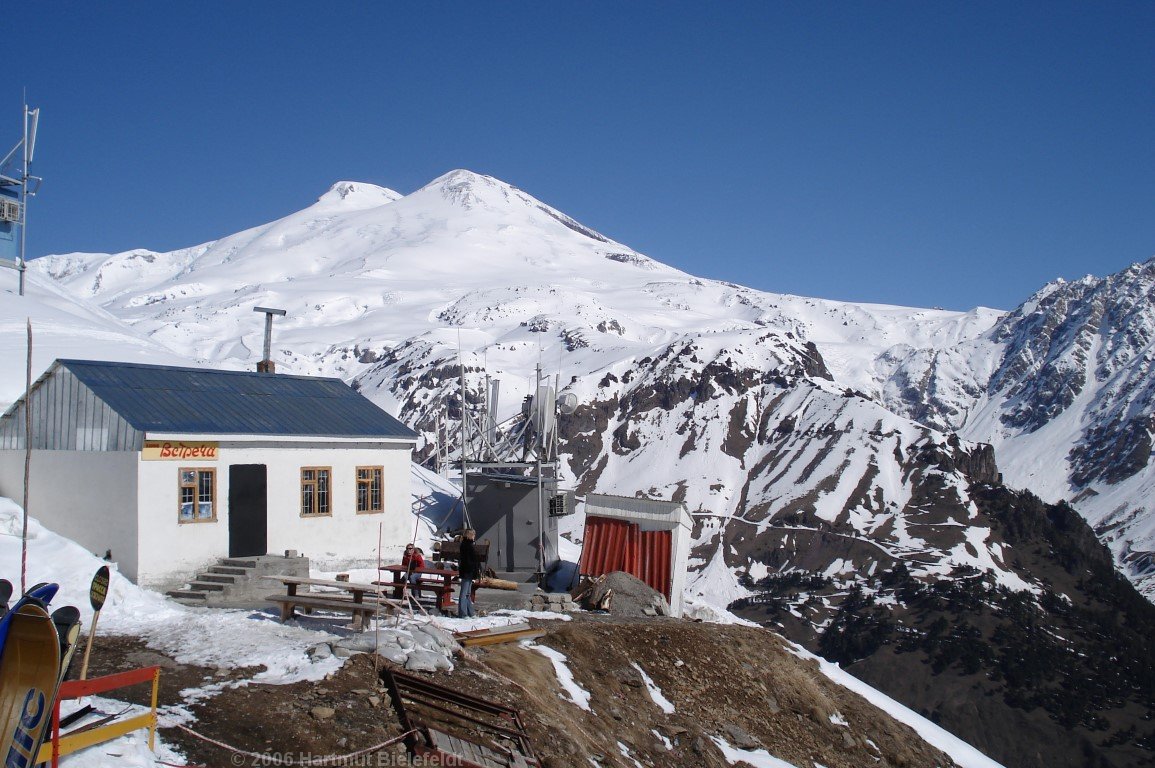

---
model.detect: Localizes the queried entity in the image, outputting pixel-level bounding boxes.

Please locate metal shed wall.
[0,365,143,451]
[579,515,673,602]
[465,474,564,572]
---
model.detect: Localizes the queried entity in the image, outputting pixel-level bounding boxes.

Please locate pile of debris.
[529,591,577,613]
[573,571,671,618]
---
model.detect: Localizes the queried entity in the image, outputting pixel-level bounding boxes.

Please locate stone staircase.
[167,553,310,608]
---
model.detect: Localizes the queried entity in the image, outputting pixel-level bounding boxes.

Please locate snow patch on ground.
[710,735,799,767]
[523,641,592,711]
[630,661,676,714]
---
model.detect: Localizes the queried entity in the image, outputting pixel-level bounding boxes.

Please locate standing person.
[457,529,481,618]
[401,544,425,586]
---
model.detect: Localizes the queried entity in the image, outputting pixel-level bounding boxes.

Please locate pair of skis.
[0,580,83,768]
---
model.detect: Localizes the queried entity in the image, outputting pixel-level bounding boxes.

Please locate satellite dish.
[557,391,578,415]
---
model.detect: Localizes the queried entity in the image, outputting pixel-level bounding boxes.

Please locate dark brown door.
[228,465,267,558]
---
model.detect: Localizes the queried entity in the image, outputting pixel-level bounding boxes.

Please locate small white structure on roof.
[579,493,693,618]
[0,359,419,588]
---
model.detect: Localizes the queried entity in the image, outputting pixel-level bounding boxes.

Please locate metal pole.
[252,307,286,371]
[536,454,544,578]
[21,320,31,591]
[459,348,470,528]
[17,105,29,297]
[534,364,545,578]
[262,312,274,360]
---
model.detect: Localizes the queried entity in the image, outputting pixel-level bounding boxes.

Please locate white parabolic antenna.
[557,391,578,415]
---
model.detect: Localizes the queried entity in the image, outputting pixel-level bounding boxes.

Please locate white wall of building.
[136,453,228,590]
[667,516,692,619]
[0,450,140,581]
[259,443,413,564]
[135,439,414,588]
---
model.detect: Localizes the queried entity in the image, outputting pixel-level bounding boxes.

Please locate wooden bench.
[264,575,400,630]
[265,593,384,630]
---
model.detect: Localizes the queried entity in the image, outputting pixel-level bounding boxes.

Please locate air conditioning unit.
[0,199,19,223]
[548,494,571,518]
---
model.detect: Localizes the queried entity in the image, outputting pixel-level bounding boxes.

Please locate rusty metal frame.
[380,668,540,768]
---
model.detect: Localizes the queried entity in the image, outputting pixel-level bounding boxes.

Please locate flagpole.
[21,319,31,592]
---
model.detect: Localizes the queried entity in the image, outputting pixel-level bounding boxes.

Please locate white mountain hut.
[0,359,418,589]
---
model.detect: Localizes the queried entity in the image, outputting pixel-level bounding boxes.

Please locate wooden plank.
[36,712,155,764]
[273,592,398,608]
[455,623,545,648]
[264,594,378,610]
[58,666,158,697]
[456,622,531,638]
[263,575,394,594]
[475,577,518,591]
[459,628,545,648]
[429,728,505,768]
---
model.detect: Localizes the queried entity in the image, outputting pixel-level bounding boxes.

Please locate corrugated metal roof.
[56,359,418,440]
[584,493,691,530]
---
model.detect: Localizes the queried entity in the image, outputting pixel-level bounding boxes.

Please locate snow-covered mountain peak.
[315,181,402,209]
[413,169,636,254]
[419,169,513,210]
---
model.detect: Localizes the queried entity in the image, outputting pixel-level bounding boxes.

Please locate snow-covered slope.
[0,270,190,408]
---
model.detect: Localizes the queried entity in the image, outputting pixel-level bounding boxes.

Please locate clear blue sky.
[5,2,1152,310]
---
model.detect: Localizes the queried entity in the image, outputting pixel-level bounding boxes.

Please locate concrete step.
[168,554,311,610]
[221,558,258,569]
[208,565,250,576]
[166,590,208,601]
[186,580,226,592]
[197,573,238,584]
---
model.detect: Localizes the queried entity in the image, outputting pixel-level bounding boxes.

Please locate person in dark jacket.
[457,529,481,618]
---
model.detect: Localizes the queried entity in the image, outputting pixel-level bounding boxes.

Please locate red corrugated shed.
[579,516,635,575]
[580,515,672,600]
[639,530,672,600]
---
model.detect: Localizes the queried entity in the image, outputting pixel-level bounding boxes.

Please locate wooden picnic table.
[264,575,400,630]
[377,565,472,614]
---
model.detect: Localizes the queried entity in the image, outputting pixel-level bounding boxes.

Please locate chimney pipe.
[253,306,287,373]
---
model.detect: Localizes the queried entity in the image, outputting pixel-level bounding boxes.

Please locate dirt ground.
[79,614,960,768]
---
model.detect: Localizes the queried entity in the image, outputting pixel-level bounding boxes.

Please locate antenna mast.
[1,102,41,296]
[458,339,470,528]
